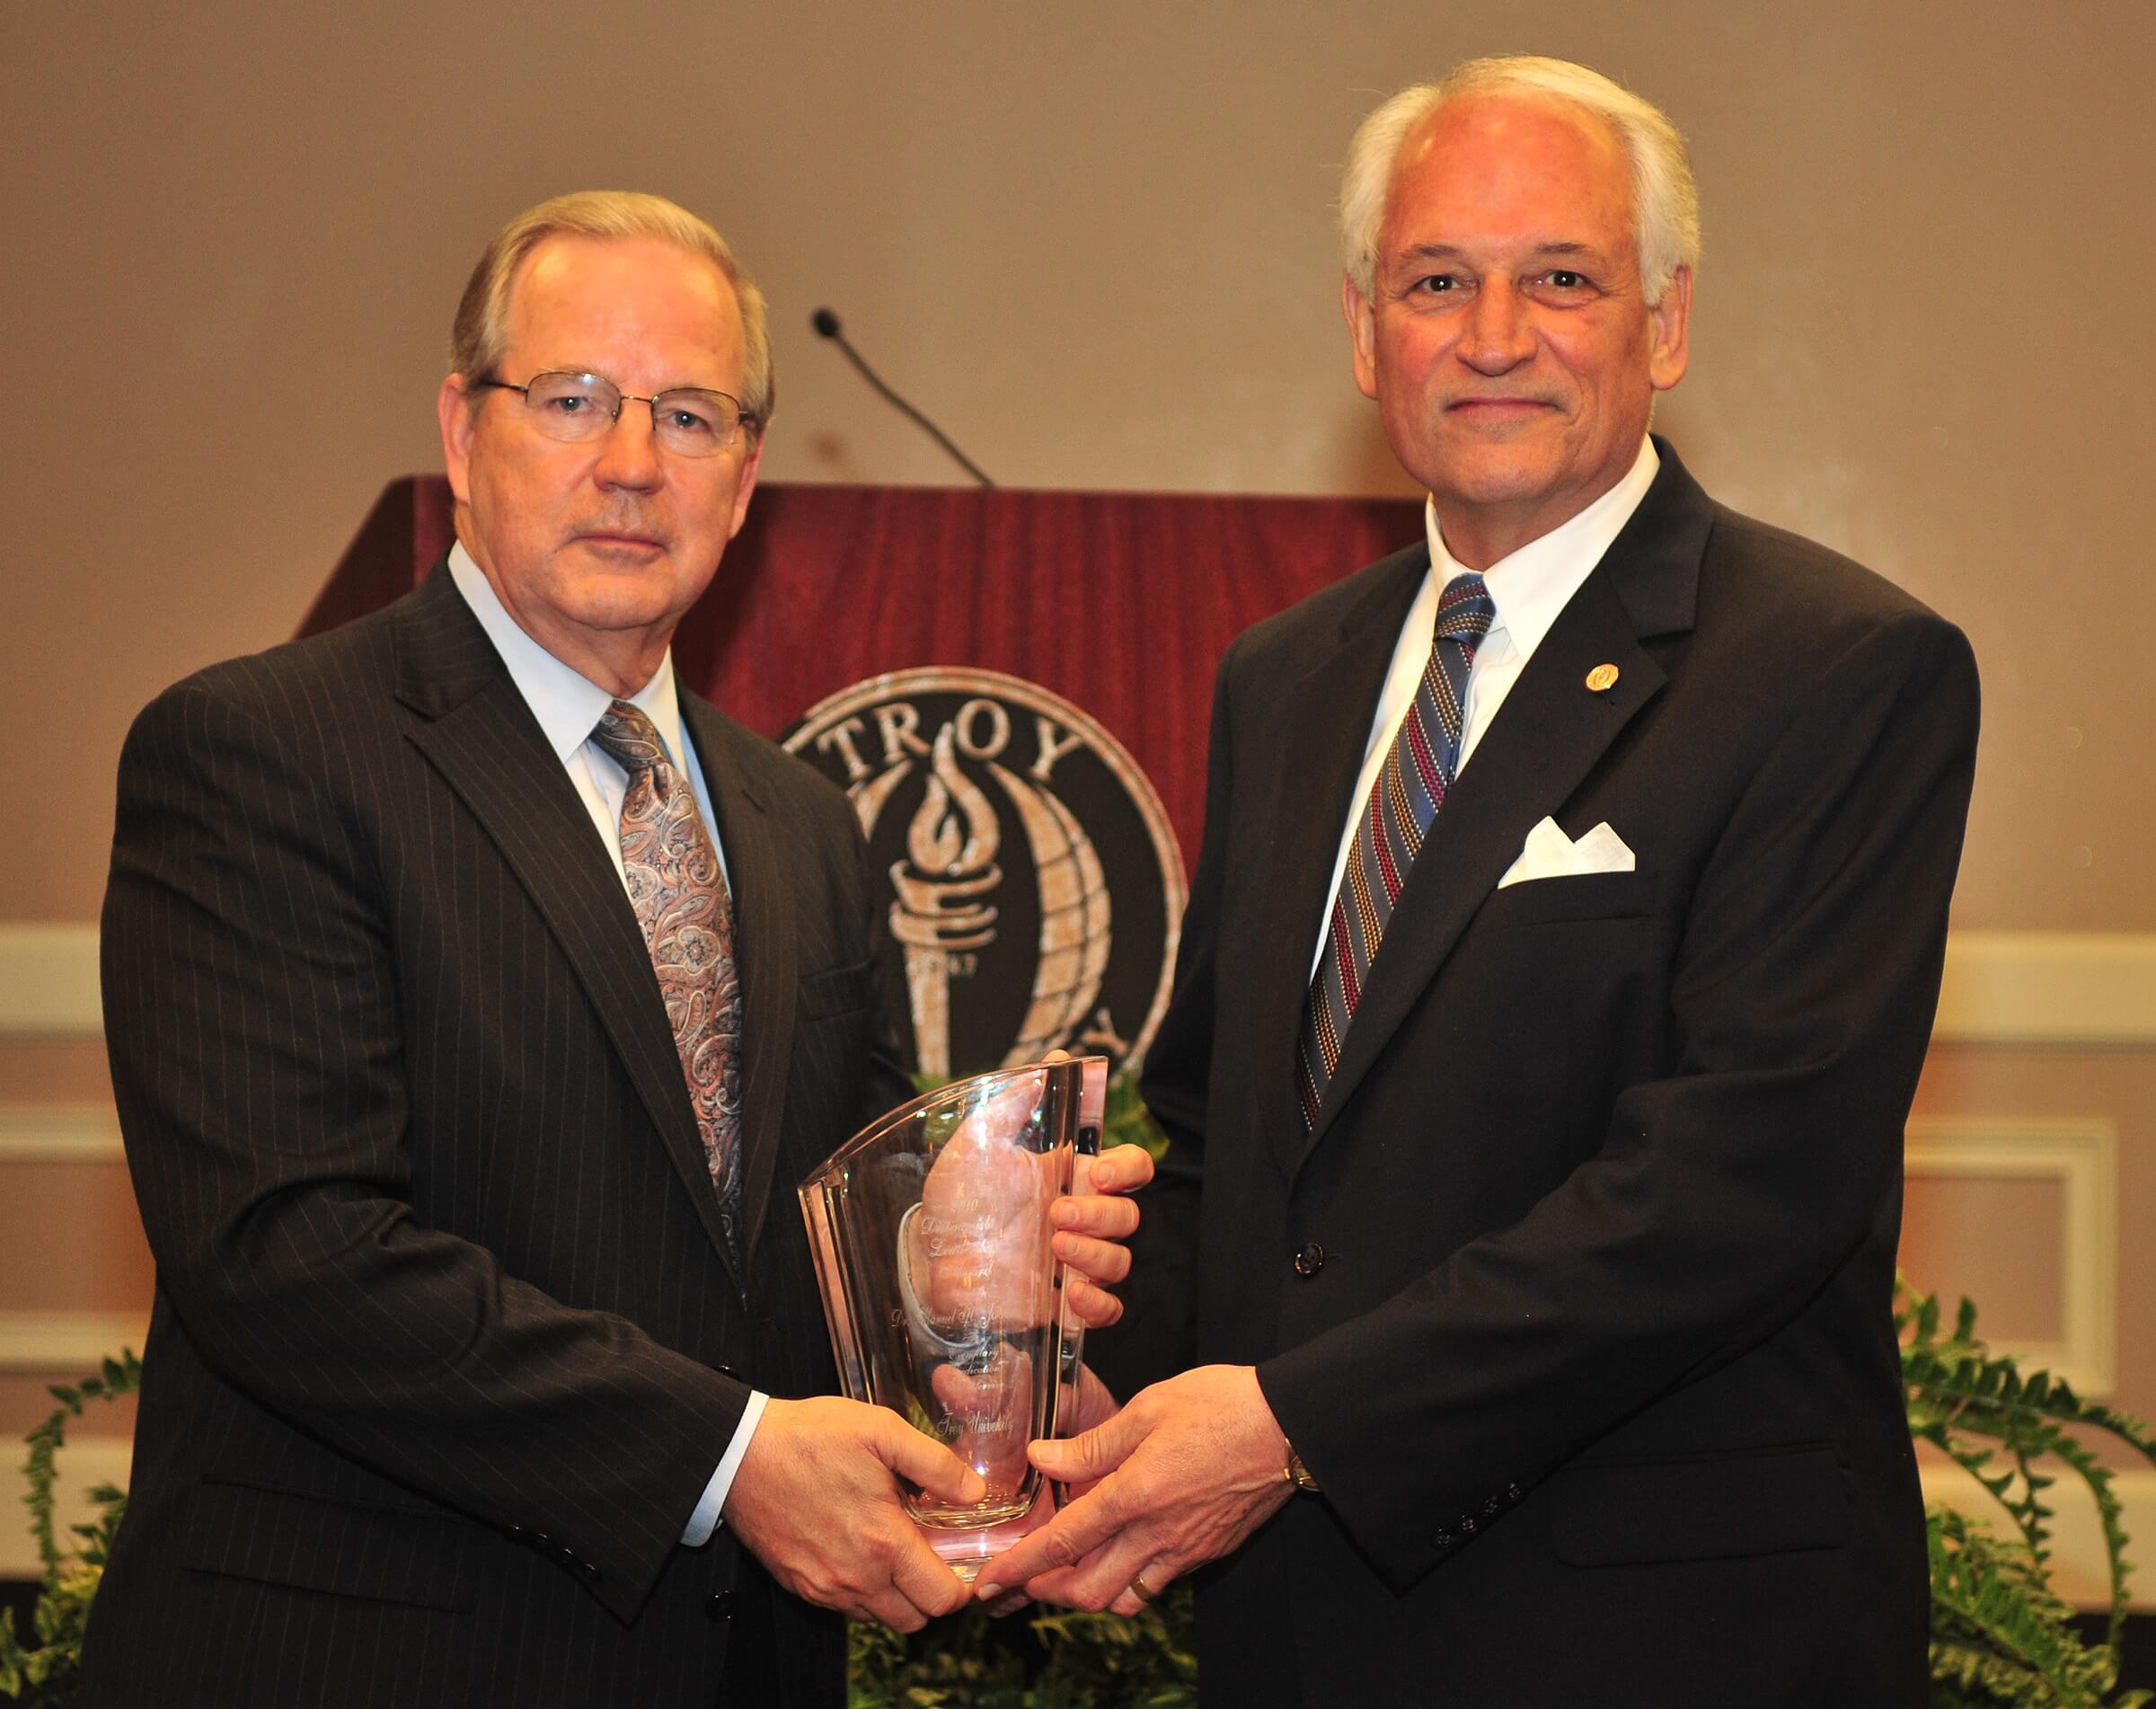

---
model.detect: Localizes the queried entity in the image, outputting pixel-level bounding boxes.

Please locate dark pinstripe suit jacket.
[83,568,910,1706]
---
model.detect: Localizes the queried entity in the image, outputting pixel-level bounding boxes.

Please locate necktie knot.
[591,699,669,778]
[1436,572,1496,651]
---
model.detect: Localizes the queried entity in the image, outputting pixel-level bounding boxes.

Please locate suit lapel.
[678,695,797,1274]
[1252,546,1430,1178]
[1294,444,1712,1167]
[391,572,743,1271]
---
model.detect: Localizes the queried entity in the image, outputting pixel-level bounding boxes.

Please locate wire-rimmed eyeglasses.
[474,370,757,457]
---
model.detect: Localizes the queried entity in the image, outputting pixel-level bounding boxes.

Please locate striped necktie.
[1294,572,1495,1130]
[590,700,746,1262]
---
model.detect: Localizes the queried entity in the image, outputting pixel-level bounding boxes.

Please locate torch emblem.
[783,670,1183,1080]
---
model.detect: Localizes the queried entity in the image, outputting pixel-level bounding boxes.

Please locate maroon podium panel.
[302,478,1425,869]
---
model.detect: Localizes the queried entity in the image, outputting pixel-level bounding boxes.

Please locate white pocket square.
[1497,817,1637,889]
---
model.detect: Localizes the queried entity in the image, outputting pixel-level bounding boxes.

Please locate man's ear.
[437,374,477,506]
[1342,271,1382,403]
[1648,264,1692,394]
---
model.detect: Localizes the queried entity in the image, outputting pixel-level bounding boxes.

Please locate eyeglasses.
[473,370,757,456]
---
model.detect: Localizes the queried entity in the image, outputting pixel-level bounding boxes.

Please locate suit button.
[708,1590,737,1625]
[1293,1242,1325,1278]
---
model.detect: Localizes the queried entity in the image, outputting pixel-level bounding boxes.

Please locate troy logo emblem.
[783,669,1184,1079]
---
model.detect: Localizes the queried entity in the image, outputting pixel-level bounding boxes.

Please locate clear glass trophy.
[800,1056,1108,1581]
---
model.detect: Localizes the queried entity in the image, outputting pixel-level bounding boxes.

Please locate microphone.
[809,308,995,489]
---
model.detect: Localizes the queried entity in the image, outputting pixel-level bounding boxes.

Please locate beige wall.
[2,0,2151,1585]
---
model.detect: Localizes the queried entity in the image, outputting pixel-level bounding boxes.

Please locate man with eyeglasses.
[83,190,1146,1707]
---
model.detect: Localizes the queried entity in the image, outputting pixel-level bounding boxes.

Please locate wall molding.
[0,922,102,1038]
[1904,1116,2117,1396]
[1933,931,2156,1047]
[0,1312,150,1375]
[0,1104,124,1163]
[7,924,2152,1046]
[1921,1463,2156,1615]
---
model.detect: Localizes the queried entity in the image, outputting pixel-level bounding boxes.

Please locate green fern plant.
[1902,1280,2155,1706]
[0,1351,140,1705]
[846,1580,1197,1709]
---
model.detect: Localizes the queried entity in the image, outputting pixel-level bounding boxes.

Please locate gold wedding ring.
[1128,1570,1158,1605]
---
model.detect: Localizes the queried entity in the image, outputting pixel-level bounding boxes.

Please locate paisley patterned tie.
[590,700,745,1262]
[1295,572,1496,1130]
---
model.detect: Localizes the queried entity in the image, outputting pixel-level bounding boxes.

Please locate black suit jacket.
[84,568,911,1706]
[1109,444,1978,1707]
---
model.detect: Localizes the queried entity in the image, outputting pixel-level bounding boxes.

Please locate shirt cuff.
[682,1389,769,1546]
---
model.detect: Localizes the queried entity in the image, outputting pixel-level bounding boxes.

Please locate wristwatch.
[1282,1439,1321,1494]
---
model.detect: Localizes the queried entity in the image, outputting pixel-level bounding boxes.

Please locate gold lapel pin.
[1585,663,1620,693]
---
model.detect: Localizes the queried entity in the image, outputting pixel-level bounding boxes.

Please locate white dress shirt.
[447,545,763,1547]
[1307,438,1661,981]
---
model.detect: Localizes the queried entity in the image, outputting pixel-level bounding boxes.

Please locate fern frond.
[1903,1275,2156,1659]
[1926,1509,2122,1705]
[0,1350,142,1705]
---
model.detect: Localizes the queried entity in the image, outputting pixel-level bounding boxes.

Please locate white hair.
[1339,55,1701,305]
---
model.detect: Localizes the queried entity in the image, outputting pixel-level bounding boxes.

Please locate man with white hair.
[986,57,1975,1705]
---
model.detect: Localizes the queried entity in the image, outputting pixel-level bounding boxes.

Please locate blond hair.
[1339,56,1701,305]
[449,190,774,428]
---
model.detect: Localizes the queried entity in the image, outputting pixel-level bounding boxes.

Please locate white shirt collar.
[446,542,691,767]
[1422,436,1660,652]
